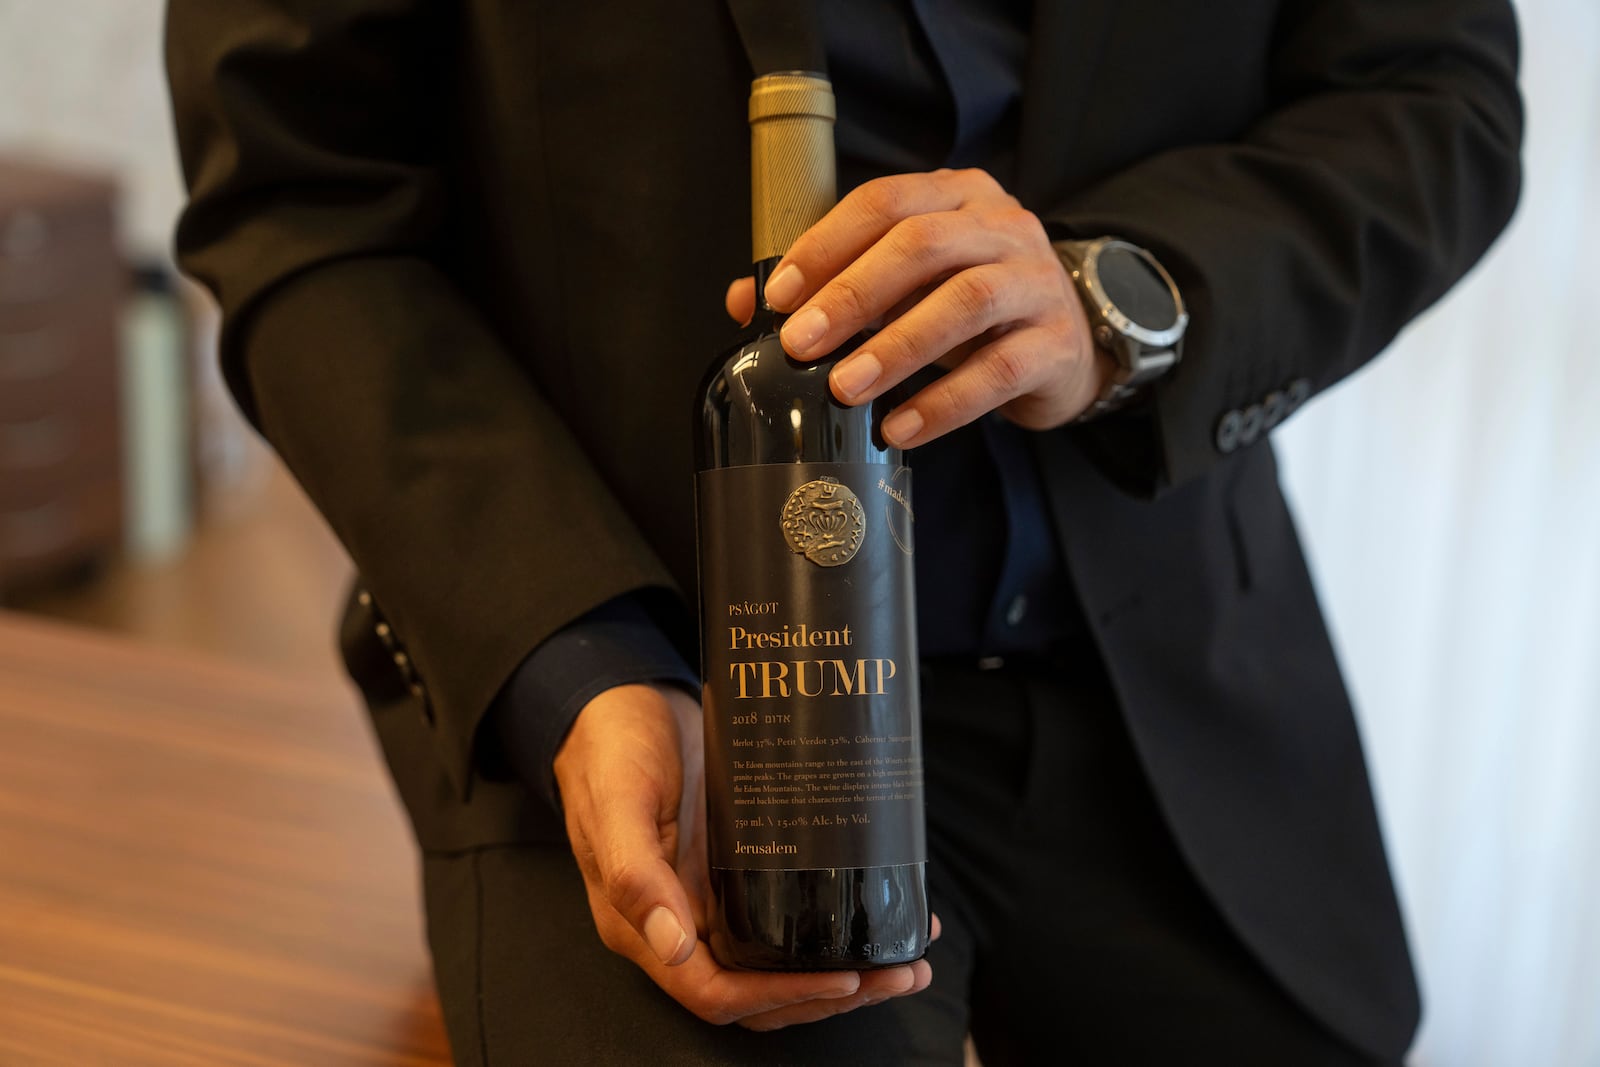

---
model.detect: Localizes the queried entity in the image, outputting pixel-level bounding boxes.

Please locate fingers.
[823,261,1044,406]
[739,960,935,1032]
[628,943,866,1027]
[724,276,755,325]
[765,168,1009,314]
[880,324,1096,448]
[741,164,1098,450]
[731,914,941,1031]
[776,209,1024,362]
[581,879,887,1029]
[597,899,935,1030]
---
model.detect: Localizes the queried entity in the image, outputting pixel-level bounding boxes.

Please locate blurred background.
[0,1,1593,1065]
[0,0,352,685]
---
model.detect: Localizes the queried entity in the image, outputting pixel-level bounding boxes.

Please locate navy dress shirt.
[494,0,1085,807]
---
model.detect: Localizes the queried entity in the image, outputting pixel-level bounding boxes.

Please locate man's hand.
[552,683,935,1030]
[726,167,1111,447]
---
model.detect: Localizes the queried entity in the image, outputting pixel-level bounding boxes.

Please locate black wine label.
[697,462,925,872]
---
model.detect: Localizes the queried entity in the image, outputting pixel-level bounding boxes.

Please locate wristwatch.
[1055,237,1188,422]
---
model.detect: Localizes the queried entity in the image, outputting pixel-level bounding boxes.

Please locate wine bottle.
[694,72,929,971]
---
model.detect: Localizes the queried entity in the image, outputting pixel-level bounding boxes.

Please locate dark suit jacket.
[167,0,1522,1058]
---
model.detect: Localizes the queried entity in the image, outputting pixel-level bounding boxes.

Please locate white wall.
[2,1,1595,1062]
[1276,2,1600,1062]
[0,0,183,258]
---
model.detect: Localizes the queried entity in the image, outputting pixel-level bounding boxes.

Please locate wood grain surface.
[0,612,450,1066]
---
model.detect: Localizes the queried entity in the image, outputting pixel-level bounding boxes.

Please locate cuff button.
[1262,391,1287,430]
[1239,404,1265,445]
[1214,409,1243,454]
[1287,378,1313,409]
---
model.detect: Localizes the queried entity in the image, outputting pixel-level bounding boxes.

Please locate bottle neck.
[748,72,837,265]
[752,255,784,316]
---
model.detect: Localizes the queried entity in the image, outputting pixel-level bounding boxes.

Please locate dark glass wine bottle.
[694,72,929,971]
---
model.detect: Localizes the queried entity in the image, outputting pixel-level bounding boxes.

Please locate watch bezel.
[1076,238,1189,351]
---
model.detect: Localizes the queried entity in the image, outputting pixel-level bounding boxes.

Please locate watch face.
[1097,245,1181,332]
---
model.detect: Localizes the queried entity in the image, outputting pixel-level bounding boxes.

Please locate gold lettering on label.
[728,658,899,699]
[730,661,756,699]
[760,660,790,698]
[795,659,824,697]
[829,658,866,696]
[729,623,853,651]
[873,658,897,692]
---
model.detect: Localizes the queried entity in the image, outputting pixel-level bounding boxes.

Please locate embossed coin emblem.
[781,478,866,567]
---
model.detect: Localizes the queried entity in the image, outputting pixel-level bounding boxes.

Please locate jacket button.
[375,621,395,648]
[1215,409,1243,453]
[1287,378,1313,410]
[1262,391,1288,430]
[1238,404,1265,445]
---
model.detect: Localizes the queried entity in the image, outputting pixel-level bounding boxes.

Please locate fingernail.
[831,352,882,400]
[642,906,688,965]
[764,263,803,308]
[781,306,829,356]
[882,408,924,447]
[820,977,861,999]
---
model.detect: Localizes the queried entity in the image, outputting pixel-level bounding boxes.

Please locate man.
[167,0,1522,1062]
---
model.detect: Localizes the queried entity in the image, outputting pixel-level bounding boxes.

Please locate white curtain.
[1275,1,1600,1062]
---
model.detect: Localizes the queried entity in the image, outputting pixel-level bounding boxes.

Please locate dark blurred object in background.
[0,155,129,601]
[0,153,200,605]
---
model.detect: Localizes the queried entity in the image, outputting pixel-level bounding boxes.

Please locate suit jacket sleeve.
[1042,0,1523,496]
[166,0,685,797]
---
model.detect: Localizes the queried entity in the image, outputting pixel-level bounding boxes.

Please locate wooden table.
[0,613,451,1066]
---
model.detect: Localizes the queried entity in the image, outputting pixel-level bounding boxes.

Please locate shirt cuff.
[489,593,699,809]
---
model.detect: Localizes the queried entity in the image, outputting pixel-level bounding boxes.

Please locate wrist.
[555,683,700,773]
[1054,236,1187,422]
[554,684,665,796]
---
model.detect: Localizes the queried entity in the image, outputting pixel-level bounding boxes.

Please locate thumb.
[589,776,699,967]
[641,901,695,967]
[556,684,702,968]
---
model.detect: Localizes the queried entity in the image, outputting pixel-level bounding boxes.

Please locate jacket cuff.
[490,593,699,810]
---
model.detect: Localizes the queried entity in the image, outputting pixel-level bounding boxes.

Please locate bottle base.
[708,864,930,971]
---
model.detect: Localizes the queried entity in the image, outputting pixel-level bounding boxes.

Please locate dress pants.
[407,647,1395,1065]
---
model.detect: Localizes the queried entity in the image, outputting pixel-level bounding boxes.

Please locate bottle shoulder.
[700,325,841,406]
[697,327,897,469]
